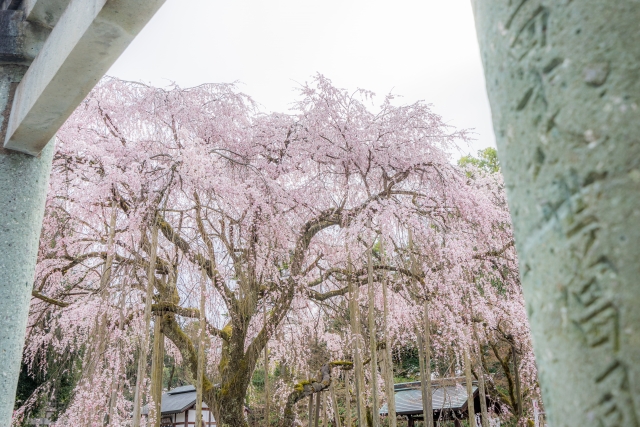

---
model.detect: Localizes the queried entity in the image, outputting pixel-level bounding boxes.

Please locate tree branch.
[31,291,70,308]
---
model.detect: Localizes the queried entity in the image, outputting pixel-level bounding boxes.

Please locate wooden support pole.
[314,390,321,427]
[264,304,270,426]
[330,379,342,427]
[348,250,365,426]
[85,202,118,382]
[465,349,476,427]
[308,391,314,427]
[472,322,489,427]
[379,237,396,427]
[107,268,127,425]
[323,391,328,427]
[512,343,522,420]
[344,371,351,427]
[409,229,433,427]
[195,268,206,427]
[100,202,118,425]
[422,300,434,427]
[417,334,430,426]
[150,315,165,427]
[132,222,158,427]
[367,237,379,427]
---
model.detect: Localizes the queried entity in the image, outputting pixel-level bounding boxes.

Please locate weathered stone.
[0,64,54,427]
[471,1,640,426]
[583,62,610,87]
[23,0,72,29]
[0,10,49,64]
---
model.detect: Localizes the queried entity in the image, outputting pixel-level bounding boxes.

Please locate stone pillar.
[0,64,53,426]
[471,1,640,426]
[0,1,165,422]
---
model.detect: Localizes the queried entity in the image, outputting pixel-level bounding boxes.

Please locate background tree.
[458,147,500,174]
[20,77,538,426]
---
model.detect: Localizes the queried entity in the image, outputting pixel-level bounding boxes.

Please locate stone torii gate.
[472,1,640,426]
[0,1,165,424]
[2,1,639,427]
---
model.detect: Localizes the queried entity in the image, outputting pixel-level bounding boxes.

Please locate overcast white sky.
[108,0,495,157]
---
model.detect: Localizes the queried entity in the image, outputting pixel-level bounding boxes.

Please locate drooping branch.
[31,291,70,308]
[37,251,105,292]
[152,303,230,341]
[306,264,424,302]
[151,303,199,319]
[308,286,349,301]
[472,240,515,260]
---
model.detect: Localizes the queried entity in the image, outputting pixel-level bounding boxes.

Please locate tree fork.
[472,1,640,425]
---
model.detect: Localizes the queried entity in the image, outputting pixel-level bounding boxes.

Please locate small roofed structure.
[380,378,497,427]
[142,385,216,427]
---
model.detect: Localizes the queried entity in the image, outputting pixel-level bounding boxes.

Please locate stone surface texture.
[472,1,640,425]
[23,0,72,29]
[0,9,49,64]
[0,64,53,427]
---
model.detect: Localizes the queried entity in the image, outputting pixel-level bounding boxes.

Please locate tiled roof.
[380,381,478,416]
[142,385,197,415]
[167,385,196,395]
